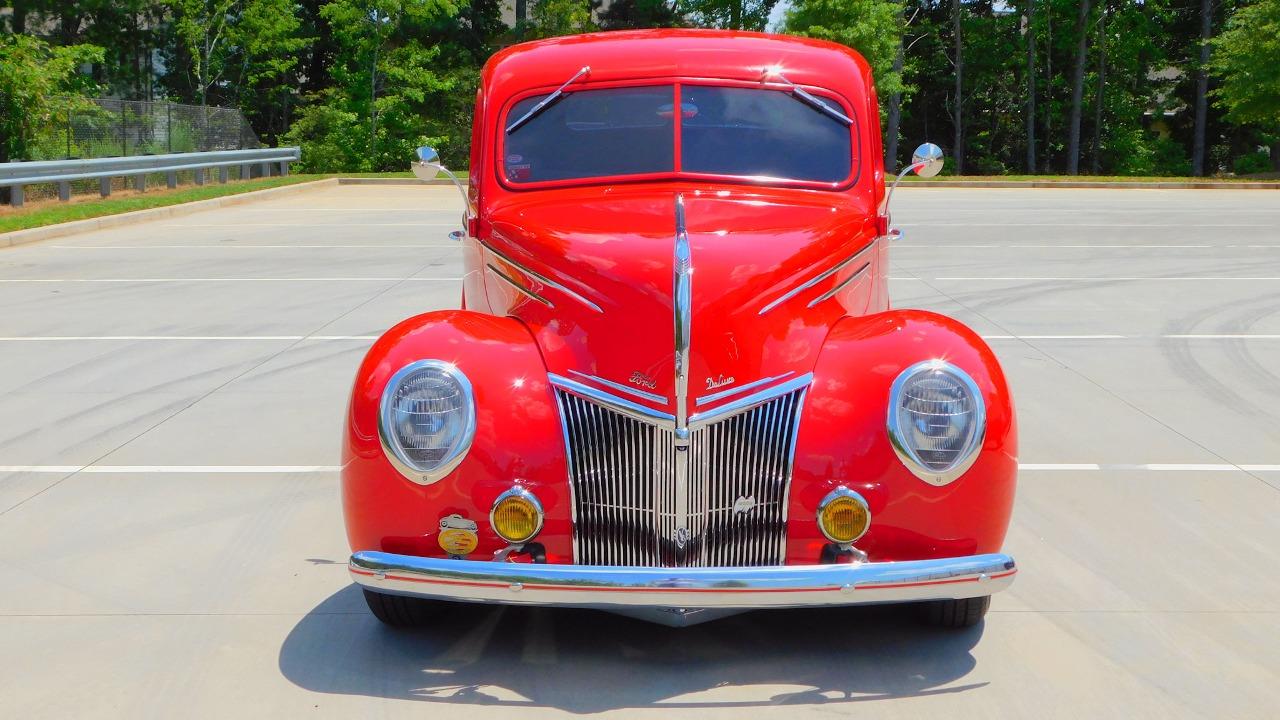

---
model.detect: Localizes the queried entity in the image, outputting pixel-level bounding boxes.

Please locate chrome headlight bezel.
[886,359,987,486]
[378,359,477,485]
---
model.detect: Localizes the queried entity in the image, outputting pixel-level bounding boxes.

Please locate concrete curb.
[1,178,338,249]
[338,177,444,185]
[907,180,1280,189]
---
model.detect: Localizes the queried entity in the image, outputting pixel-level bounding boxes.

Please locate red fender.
[784,310,1018,564]
[341,310,573,563]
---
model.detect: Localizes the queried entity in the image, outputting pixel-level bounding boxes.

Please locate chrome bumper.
[349,551,1016,612]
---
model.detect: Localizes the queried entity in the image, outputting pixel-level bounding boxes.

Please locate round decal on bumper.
[438,514,479,556]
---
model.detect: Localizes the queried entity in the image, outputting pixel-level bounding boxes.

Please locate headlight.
[378,360,476,484]
[886,360,986,486]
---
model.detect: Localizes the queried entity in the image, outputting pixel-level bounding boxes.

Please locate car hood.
[483,184,878,415]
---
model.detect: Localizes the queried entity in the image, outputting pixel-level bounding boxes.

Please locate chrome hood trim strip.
[689,373,813,429]
[480,237,604,313]
[807,261,871,309]
[695,371,796,407]
[566,369,668,404]
[549,373,675,426]
[758,237,877,315]
[486,263,552,307]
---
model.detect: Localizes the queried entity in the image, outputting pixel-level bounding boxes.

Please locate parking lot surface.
[1,183,1278,719]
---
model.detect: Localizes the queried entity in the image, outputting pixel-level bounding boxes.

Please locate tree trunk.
[12,0,27,33]
[1025,0,1037,173]
[730,0,742,30]
[1192,0,1211,176]
[1066,0,1091,175]
[516,0,527,37]
[1271,141,1280,173]
[1091,3,1106,174]
[952,0,964,174]
[886,37,904,172]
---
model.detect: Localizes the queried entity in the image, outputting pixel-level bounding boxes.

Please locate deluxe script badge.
[437,514,479,556]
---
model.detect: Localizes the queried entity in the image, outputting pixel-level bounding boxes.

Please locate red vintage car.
[343,29,1017,629]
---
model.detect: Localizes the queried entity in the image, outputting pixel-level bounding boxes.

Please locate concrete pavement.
[1,183,1278,718]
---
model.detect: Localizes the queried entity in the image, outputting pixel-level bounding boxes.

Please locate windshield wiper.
[762,69,853,127]
[506,66,592,134]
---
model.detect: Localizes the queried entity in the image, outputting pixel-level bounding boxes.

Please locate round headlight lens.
[378,360,476,484]
[887,360,986,486]
[817,487,871,544]
[490,487,544,544]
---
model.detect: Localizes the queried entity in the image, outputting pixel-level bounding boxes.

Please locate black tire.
[918,595,990,628]
[362,589,445,628]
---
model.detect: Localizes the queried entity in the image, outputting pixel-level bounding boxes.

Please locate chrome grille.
[555,386,805,567]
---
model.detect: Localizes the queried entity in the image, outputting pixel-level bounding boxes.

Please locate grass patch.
[0,172,419,234]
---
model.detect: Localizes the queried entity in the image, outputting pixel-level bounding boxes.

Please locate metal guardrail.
[0,147,301,207]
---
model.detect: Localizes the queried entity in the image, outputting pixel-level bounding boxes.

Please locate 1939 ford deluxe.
[343,29,1017,629]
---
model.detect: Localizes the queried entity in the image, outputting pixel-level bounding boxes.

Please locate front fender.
[341,310,572,562]
[785,310,1017,563]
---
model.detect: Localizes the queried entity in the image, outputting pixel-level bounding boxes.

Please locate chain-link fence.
[30,98,261,162]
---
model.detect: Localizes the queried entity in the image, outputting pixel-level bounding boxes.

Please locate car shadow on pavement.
[279,585,987,711]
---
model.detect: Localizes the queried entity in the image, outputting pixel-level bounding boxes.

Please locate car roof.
[481,29,874,107]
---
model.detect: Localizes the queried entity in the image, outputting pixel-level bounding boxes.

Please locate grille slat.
[556,386,805,568]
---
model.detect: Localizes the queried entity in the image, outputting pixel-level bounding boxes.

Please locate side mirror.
[879,141,946,234]
[412,145,474,231]
[411,145,444,181]
[911,143,945,178]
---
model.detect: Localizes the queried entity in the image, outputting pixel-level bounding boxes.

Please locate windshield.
[501,84,856,186]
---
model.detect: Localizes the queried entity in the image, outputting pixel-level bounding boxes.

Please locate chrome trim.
[489,486,545,544]
[377,360,477,486]
[350,551,1017,616]
[886,360,988,487]
[549,373,676,426]
[486,263,553,307]
[673,193,692,436]
[695,371,795,407]
[807,261,870,309]
[758,238,877,315]
[480,238,603,313]
[567,369,667,405]
[689,373,813,429]
[816,486,871,544]
[506,65,591,134]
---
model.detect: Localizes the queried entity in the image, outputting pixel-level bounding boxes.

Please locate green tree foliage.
[784,0,907,101]
[1210,0,1280,127]
[0,34,104,163]
[528,0,599,37]
[284,0,466,171]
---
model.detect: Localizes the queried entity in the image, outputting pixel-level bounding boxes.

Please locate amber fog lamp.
[817,487,871,545]
[490,487,545,544]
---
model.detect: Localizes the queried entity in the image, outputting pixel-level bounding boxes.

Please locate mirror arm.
[437,165,475,222]
[879,159,928,230]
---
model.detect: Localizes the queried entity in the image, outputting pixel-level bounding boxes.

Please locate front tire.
[362,589,445,627]
[918,596,990,628]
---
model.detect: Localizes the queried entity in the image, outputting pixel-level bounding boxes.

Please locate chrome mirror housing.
[911,143,945,178]
[879,141,945,234]
[412,145,474,231]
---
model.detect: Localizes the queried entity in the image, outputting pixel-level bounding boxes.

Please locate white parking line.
[50,244,455,249]
[3,463,1276,474]
[160,223,459,228]
[935,276,1280,281]
[0,466,343,474]
[0,277,459,283]
[0,336,378,341]
[899,223,1271,228]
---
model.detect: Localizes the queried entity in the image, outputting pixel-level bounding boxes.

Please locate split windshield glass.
[501,84,856,185]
